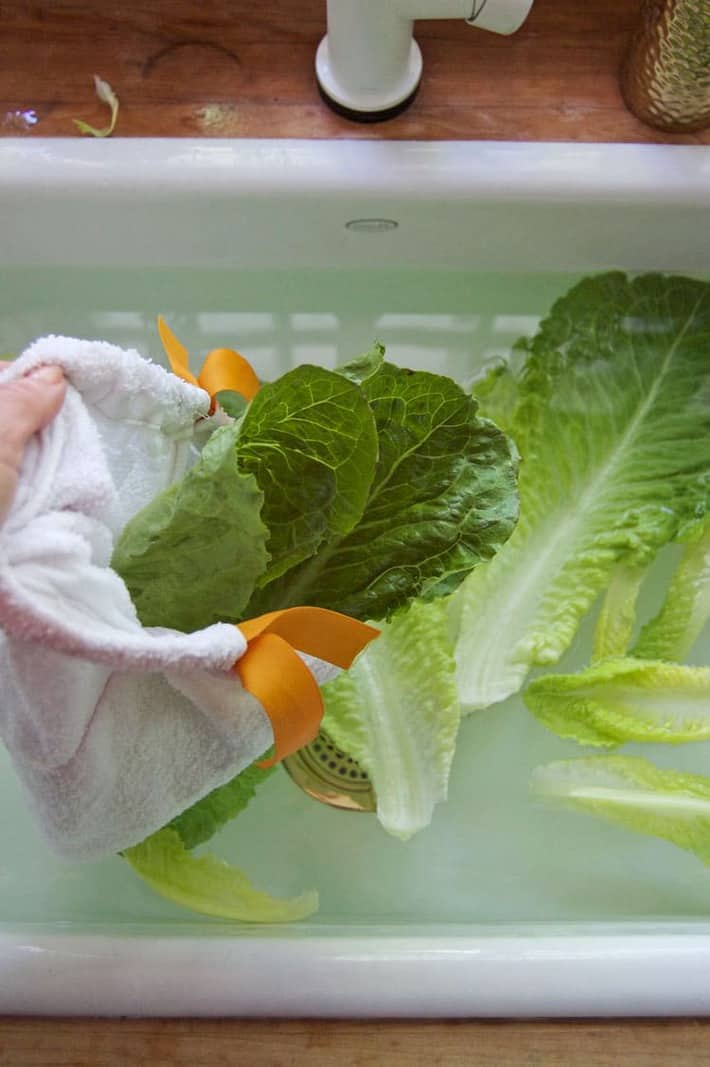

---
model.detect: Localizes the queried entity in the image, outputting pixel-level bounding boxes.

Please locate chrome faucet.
[316,0,535,121]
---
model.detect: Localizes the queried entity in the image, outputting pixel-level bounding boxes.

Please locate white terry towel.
[0,336,274,860]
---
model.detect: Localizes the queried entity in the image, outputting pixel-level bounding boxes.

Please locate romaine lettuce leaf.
[530,755,710,866]
[117,352,518,905]
[470,356,522,436]
[592,563,649,663]
[525,657,710,746]
[112,423,269,632]
[124,828,317,922]
[249,362,519,621]
[127,751,280,920]
[451,273,710,712]
[322,597,460,839]
[214,389,248,420]
[634,522,710,662]
[168,760,275,849]
[238,365,378,588]
[336,342,385,385]
[116,354,517,631]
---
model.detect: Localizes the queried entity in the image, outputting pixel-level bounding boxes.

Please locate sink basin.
[0,138,709,1017]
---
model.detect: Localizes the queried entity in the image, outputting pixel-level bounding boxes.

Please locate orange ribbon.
[158,315,261,413]
[236,608,379,767]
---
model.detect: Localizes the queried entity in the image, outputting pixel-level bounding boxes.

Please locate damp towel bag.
[0,336,375,860]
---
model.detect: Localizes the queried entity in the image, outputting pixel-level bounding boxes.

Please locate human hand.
[0,364,66,525]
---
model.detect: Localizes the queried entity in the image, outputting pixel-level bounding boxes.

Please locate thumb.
[0,365,66,523]
[1,365,66,452]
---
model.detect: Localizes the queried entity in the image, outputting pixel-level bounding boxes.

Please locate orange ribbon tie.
[236,608,379,768]
[158,315,260,413]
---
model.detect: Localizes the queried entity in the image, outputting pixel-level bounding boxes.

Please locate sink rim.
[1,138,709,202]
[1,136,709,1016]
[4,923,710,1016]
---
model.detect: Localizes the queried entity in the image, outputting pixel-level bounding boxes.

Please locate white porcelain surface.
[5,928,710,1017]
[0,139,709,1017]
[1,140,708,271]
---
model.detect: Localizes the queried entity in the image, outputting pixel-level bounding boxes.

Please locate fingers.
[1,366,66,453]
[0,365,67,524]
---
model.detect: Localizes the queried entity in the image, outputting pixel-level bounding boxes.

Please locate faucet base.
[316,79,421,124]
[315,35,422,122]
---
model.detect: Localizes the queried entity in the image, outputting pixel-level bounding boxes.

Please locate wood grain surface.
[1,1017,710,1066]
[0,0,707,141]
[1,0,710,1062]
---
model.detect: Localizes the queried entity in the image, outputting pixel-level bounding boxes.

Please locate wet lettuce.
[524,523,710,749]
[451,273,710,712]
[237,365,379,589]
[167,759,276,849]
[526,658,710,747]
[591,563,650,663]
[115,358,519,631]
[112,423,269,632]
[124,828,318,923]
[113,349,519,920]
[322,597,460,840]
[530,756,710,867]
[115,272,710,917]
[635,522,710,663]
[247,361,519,621]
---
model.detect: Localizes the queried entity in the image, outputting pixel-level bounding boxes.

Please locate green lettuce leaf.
[73,75,120,138]
[322,598,460,839]
[451,272,710,712]
[471,356,521,436]
[168,761,275,850]
[634,522,710,662]
[525,657,710,746]
[112,424,269,631]
[124,828,318,922]
[116,352,517,906]
[530,756,710,866]
[214,389,248,420]
[238,365,378,589]
[128,752,280,921]
[592,563,649,663]
[336,342,385,385]
[249,362,519,621]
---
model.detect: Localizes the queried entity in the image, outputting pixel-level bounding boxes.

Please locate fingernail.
[29,365,64,385]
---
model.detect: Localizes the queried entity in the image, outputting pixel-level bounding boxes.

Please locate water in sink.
[2,265,710,931]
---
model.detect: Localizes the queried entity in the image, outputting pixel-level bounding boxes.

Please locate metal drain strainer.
[282,730,376,813]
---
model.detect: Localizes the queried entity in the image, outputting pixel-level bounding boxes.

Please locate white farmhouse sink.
[0,139,709,1017]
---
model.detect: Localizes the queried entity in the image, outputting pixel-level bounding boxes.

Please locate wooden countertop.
[0,0,707,142]
[2,1016,710,1065]
[1,1,709,1063]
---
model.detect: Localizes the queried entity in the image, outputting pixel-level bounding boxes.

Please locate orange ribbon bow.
[158,315,260,413]
[236,609,379,767]
[159,318,380,765]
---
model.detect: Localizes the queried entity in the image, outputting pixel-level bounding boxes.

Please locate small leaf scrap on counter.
[73,75,119,138]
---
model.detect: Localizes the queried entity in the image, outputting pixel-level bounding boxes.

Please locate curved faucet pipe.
[395,0,525,27]
[316,0,534,121]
